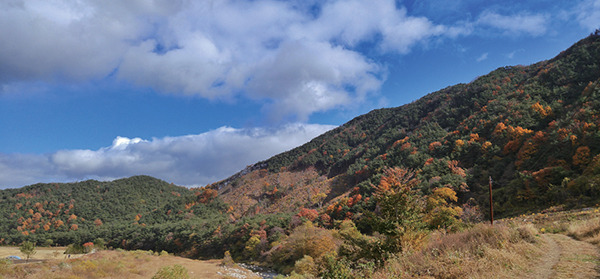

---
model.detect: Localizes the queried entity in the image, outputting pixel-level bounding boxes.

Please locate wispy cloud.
[476,52,489,62]
[574,0,600,30]
[477,10,549,36]
[0,123,335,188]
[0,0,465,121]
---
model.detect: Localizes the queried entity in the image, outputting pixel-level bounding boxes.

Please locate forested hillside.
[216,31,600,219]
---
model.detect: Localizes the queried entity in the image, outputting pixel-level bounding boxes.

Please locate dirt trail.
[519,234,600,279]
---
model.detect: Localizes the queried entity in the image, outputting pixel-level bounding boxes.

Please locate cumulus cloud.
[477,10,549,36]
[0,0,462,120]
[0,123,335,189]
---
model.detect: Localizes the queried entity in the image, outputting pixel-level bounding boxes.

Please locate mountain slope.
[215,31,600,219]
[0,176,233,252]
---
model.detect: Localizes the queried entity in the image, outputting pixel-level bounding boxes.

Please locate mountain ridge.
[213,31,600,219]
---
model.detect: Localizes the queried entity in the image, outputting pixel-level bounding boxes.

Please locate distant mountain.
[214,31,600,219]
[0,176,232,253]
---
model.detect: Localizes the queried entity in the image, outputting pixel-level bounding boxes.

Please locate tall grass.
[567,216,600,244]
[371,223,541,278]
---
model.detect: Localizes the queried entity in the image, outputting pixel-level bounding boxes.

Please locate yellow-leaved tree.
[425,187,463,231]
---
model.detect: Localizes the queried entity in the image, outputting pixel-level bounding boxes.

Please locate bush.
[221,251,235,267]
[268,222,338,272]
[513,224,538,243]
[152,265,189,279]
[293,255,317,276]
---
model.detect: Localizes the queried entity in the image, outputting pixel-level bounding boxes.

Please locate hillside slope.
[0,176,232,253]
[215,31,600,219]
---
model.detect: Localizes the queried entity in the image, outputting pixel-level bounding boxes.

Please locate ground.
[0,249,261,279]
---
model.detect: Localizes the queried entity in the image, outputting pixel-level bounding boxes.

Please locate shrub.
[221,251,235,267]
[268,222,338,272]
[513,224,538,243]
[293,255,317,276]
[152,265,189,279]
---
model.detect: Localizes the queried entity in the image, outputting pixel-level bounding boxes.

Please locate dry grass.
[0,246,83,260]
[371,223,543,279]
[0,249,258,279]
[567,215,600,244]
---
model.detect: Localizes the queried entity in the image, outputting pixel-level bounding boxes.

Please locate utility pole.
[489,176,494,225]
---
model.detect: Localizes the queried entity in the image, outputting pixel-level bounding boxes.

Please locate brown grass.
[0,249,259,279]
[567,215,600,244]
[0,246,83,260]
[371,223,543,279]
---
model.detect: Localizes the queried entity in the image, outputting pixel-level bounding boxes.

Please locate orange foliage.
[297,208,319,221]
[70,224,78,231]
[448,160,466,178]
[455,139,465,147]
[573,146,591,166]
[570,135,578,145]
[481,141,492,150]
[507,125,533,139]
[428,141,442,151]
[503,140,521,154]
[557,128,570,141]
[94,219,103,227]
[375,167,419,196]
[531,102,552,117]
[493,122,507,135]
[400,142,412,151]
[469,133,480,143]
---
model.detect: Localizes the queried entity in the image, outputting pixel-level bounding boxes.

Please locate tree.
[371,167,426,254]
[20,241,36,262]
[425,187,463,230]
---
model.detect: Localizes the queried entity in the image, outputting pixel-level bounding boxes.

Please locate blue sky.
[1,0,599,188]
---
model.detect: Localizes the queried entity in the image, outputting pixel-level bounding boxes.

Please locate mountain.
[214,31,600,219]
[2,32,600,266]
[0,176,234,254]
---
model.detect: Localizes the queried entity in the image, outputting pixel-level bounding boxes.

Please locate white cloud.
[476,52,488,62]
[575,0,600,30]
[0,123,335,189]
[0,0,463,120]
[477,10,549,36]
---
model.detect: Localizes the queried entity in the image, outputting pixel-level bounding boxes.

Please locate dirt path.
[519,234,600,279]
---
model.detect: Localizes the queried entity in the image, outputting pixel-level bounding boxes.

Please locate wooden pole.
[489,176,494,225]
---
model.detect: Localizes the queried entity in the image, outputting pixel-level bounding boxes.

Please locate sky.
[0,0,599,189]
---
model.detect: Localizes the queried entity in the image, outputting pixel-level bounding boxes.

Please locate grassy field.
[0,246,80,260]
[0,249,260,279]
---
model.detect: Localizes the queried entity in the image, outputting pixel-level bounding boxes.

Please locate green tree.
[371,167,426,254]
[20,241,36,262]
